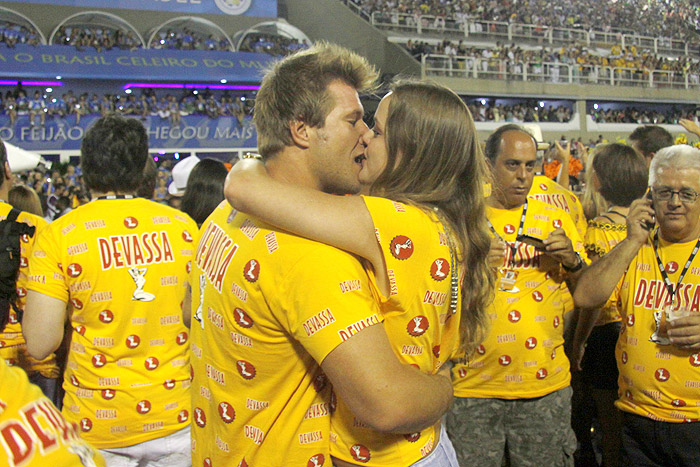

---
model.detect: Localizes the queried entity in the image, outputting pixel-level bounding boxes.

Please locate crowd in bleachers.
[406,40,700,76]
[591,105,698,125]
[53,25,141,51]
[238,33,309,56]
[347,0,700,41]
[0,21,41,47]
[149,29,230,51]
[468,99,573,123]
[0,87,255,127]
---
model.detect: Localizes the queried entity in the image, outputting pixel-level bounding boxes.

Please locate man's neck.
[265,149,321,190]
[487,195,523,211]
[91,190,136,199]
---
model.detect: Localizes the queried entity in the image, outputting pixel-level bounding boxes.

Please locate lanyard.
[94,195,134,201]
[487,200,528,269]
[652,229,700,302]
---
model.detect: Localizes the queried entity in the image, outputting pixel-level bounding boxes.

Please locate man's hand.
[543,228,578,269]
[488,236,507,268]
[626,197,655,246]
[554,140,571,163]
[680,118,700,138]
[668,314,700,349]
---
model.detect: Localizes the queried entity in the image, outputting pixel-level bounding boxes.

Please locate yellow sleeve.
[279,246,383,365]
[26,221,68,303]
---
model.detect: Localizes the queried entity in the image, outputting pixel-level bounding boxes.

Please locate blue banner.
[4,0,277,17]
[0,114,258,151]
[0,44,273,81]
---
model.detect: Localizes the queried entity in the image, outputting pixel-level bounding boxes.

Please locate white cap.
[521,123,550,151]
[168,155,200,196]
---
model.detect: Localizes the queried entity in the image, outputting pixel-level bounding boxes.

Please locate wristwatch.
[562,252,584,273]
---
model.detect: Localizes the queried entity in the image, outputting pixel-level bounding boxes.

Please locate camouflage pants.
[446,386,576,467]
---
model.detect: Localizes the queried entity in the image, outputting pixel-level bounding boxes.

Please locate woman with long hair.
[572,143,648,467]
[225,80,494,466]
[180,158,228,226]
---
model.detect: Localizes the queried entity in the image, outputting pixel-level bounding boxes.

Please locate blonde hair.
[8,185,43,217]
[371,80,495,355]
[254,42,378,158]
[581,145,608,220]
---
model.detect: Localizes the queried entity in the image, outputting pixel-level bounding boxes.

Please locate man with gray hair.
[575,144,700,465]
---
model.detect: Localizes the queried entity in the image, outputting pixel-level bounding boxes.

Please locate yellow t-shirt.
[329,197,460,466]
[529,175,587,315]
[453,198,587,399]
[26,198,196,448]
[190,202,383,467]
[615,234,700,422]
[584,220,625,325]
[0,202,57,378]
[0,358,105,467]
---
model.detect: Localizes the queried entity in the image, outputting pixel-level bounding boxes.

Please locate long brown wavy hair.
[370,80,495,355]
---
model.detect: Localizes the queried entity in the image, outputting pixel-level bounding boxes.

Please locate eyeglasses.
[652,188,699,203]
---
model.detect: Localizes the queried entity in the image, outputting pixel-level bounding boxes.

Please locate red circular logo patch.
[539,183,548,191]
[432,345,440,358]
[145,357,159,371]
[236,360,256,380]
[218,402,235,423]
[136,400,151,414]
[625,390,633,400]
[124,216,138,229]
[19,257,28,268]
[178,409,189,423]
[508,310,521,323]
[350,444,371,463]
[194,407,206,427]
[101,389,115,400]
[525,337,537,349]
[550,349,557,360]
[430,258,449,281]
[308,454,325,467]
[690,353,700,367]
[126,334,140,349]
[498,355,512,366]
[80,418,92,432]
[176,331,188,345]
[71,298,83,310]
[186,261,191,274]
[67,263,82,278]
[503,224,515,235]
[532,291,543,302]
[655,368,670,382]
[234,308,254,328]
[91,354,106,368]
[99,309,113,323]
[243,259,260,282]
[536,368,548,380]
[553,219,562,229]
[621,351,628,364]
[164,379,176,390]
[389,235,414,260]
[672,399,687,407]
[553,316,561,328]
[75,325,86,335]
[626,314,635,327]
[8,313,17,324]
[16,287,26,298]
[477,344,486,355]
[458,367,467,378]
[70,375,79,386]
[20,234,29,243]
[182,230,193,242]
[666,261,679,274]
[404,432,420,443]
[407,316,429,336]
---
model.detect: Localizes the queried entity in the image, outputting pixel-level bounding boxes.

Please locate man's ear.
[289,120,311,149]
[3,162,11,182]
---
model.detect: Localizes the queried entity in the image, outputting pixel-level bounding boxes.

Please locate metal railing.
[421,54,700,89]
[369,12,695,57]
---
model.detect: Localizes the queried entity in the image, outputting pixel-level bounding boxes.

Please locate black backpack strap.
[5,207,20,222]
